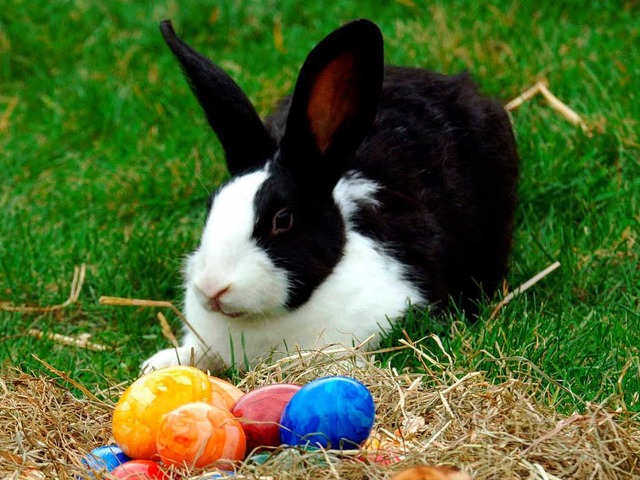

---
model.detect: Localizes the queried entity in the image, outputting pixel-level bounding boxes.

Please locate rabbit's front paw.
[140,347,192,374]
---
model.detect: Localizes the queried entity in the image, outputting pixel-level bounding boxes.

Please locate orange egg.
[208,376,244,410]
[390,466,473,480]
[112,366,212,460]
[156,402,246,468]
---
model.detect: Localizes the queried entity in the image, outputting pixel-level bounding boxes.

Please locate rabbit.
[142,18,519,374]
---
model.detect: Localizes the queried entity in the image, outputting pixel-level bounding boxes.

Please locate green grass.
[1,1,638,412]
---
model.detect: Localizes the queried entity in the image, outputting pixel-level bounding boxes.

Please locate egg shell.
[208,376,244,410]
[390,465,474,480]
[359,452,404,466]
[82,444,131,473]
[156,401,246,468]
[279,376,375,449]
[17,469,45,480]
[112,366,212,459]
[231,384,301,453]
[110,460,167,479]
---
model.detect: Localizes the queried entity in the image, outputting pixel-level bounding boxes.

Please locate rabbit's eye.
[272,208,294,235]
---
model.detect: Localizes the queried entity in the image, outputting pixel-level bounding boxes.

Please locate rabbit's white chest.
[180,229,424,370]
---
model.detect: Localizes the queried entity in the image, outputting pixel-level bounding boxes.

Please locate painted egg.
[18,469,45,480]
[208,376,244,410]
[390,465,473,480]
[112,366,212,459]
[279,376,375,449]
[231,384,301,453]
[82,444,131,473]
[110,460,167,479]
[156,401,246,468]
[200,473,236,479]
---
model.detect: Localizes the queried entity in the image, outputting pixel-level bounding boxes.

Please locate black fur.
[279,19,384,195]
[262,64,518,316]
[352,67,519,314]
[162,19,519,317]
[252,162,346,309]
[160,20,275,175]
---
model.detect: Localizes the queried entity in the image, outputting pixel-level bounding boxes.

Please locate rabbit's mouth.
[219,309,246,319]
[205,290,247,318]
[212,300,247,318]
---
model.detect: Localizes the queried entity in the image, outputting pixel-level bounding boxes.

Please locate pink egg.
[231,384,301,453]
[110,460,167,479]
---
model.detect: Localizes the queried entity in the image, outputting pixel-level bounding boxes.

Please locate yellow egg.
[112,366,212,459]
[156,402,246,468]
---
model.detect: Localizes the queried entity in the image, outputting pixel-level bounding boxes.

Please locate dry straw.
[1,343,639,479]
[1,83,628,480]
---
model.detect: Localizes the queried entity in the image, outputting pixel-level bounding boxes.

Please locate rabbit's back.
[267,66,519,313]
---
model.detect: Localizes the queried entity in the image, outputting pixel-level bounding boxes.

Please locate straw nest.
[2,81,613,479]
[1,341,639,480]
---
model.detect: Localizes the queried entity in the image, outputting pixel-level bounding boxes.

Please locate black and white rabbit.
[142,19,519,373]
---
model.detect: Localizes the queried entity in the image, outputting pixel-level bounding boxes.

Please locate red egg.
[231,383,301,453]
[110,460,167,479]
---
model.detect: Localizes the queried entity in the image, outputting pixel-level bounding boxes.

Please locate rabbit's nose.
[208,285,230,312]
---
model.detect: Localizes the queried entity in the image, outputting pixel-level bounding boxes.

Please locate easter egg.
[231,383,301,453]
[198,470,236,480]
[17,469,44,480]
[279,376,375,449]
[208,376,244,410]
[360,435,404,465]
[82,444,131,473]
[390,465,473,480]
[110,460,167,479]
[200,473,235,479]
[156,401,246,468]
[112,366,212,459]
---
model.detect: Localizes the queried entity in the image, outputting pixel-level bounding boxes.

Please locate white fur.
[333,171,381,222]
[142,171,425,373]
[188,169,290,316]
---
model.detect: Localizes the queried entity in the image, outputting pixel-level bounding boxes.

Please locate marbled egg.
[390,465,473,480]
[231,383,301,453]
[110,460,167,479]
[82,445,131,473]
[156,402,246,468]
[112,366,212,459]
[279,376,375,449]
[208,376,244,410]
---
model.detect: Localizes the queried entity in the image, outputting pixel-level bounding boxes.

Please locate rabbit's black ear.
[280,19,383,192]
[160,20,275,175]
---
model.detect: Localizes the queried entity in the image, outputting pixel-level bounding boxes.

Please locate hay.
[0,369,113,479]
[489,261,561,320]
[2,344,639,479]
[0,83,627,479]
[0,265,86,314]
[504,79,587,131]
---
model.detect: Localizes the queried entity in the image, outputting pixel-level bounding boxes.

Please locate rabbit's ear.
[160,20,275,175]
[280,19,383,192]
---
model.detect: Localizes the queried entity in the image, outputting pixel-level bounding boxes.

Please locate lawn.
[1,0,638,422]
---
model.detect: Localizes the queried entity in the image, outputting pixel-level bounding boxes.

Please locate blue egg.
[81,445,131,473]
[279,376,375,449]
